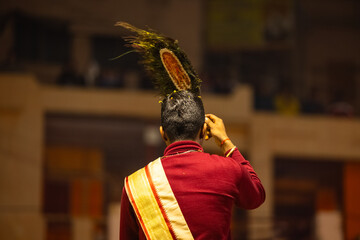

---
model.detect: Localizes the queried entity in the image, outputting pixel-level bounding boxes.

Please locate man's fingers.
[206,114,224,126]
[205,116,214,127]
[205,113,216,120]
[205,114,220,123]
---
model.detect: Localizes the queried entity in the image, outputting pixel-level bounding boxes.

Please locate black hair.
[161,90,205,142]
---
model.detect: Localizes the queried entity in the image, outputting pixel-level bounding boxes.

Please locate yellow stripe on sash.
[125,158,194,240]
[148,159,194,240]
[125,162,173,239]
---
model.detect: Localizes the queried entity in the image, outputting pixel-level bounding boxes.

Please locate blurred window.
[14,13,70,63]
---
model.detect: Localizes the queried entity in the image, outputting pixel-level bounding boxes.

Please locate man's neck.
[167,138,202,146]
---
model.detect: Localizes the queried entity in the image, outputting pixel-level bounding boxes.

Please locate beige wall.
[248,113,360,239]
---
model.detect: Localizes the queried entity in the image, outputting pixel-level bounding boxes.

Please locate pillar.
[0,74,45,240]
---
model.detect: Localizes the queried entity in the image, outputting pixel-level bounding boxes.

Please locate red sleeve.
[225,148,266,209]
[119,187,139,240]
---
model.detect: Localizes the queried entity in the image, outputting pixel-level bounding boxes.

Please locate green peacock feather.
[115,21,201,97]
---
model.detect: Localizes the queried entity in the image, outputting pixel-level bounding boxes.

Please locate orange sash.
[125,158,194,240]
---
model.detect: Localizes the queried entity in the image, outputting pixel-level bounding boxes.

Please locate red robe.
[120,141,265,240]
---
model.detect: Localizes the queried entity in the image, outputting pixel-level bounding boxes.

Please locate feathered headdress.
[115,22,201,97]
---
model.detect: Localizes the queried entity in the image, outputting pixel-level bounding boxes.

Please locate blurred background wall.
[0,0,360,239]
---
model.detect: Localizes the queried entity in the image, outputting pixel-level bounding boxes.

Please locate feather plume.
[115,21,201,97]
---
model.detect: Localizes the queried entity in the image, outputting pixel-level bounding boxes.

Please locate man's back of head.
[161,90,205,143]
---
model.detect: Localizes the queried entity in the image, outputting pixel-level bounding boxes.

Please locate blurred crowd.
[254,82,355,117]
[55,60,153,90]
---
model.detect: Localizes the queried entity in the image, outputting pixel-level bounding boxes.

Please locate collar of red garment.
[163,140,203,157]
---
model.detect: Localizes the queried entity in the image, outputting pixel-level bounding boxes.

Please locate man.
[120,90,265,239]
